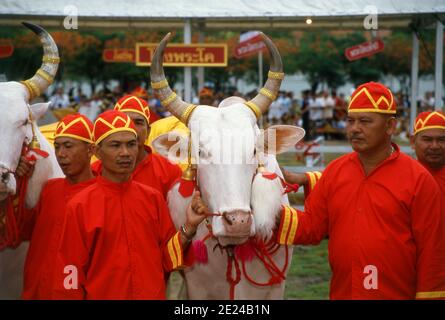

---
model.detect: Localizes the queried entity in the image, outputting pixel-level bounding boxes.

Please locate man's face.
[199,95,215,106]
[95,131,138,175]
[346,112,396,153]
[54,137,92,178]
[125,112,149,147]
[412,128,445,169]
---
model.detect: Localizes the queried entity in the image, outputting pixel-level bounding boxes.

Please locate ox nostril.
[1,172,9,182]
[223,212,233,225]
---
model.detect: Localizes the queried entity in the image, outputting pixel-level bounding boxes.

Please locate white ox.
[151,33,305,299]
[0,22,62,299]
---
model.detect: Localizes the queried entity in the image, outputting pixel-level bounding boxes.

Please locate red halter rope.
[0,145,33,249]
[198,207,292,300]
[183,161,298,299]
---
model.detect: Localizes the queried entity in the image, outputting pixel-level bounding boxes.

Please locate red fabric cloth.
[91,146,182,200]
[277,143,445,299]
[51,176,192,300]
[424,165,445,197]
[21,178,96,300]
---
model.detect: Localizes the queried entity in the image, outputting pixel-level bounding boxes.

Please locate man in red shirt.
[411,111,445,194]
[91,95,182,199]
[52,110,207,299]
[21,113,96,299]
[277,82,445,299]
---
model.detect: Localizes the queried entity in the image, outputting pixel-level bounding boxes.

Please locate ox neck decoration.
[0,145,33,250]
[25,105,49,159]
[178,131,197,197]
[257,163,300,194]
[194,229,290,300]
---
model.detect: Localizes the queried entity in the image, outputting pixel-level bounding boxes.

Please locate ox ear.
[152,130,189,163]
[258,125,305,155]
[30,102,50,120]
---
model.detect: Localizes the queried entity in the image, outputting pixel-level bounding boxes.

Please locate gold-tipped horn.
[20,22,60,101]
[150,33,197,125]
[245,32,284,119]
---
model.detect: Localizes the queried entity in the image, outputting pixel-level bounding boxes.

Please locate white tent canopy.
[0,0,444,30]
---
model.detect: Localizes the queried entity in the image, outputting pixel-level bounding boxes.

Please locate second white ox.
[0,22,63,299]
[151,33,305,299]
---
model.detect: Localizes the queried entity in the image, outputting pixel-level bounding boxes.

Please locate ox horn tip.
[22,21,44,35]
[162,32,172,41]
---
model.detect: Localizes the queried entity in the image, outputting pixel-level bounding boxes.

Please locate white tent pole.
[410,30,419,133]
[435,20,444,110]
[184,19,192,102]
[197,23,205,92]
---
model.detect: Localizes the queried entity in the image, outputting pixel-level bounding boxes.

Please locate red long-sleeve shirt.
[21,178,96,300]
[423,164,445,197]
[278,144,445,299]
[51,176,192,300]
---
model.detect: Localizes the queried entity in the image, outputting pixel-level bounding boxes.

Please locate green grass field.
[284,241,331,299]
[277,148,332,300]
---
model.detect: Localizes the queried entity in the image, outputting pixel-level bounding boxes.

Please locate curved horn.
[21,22,60,101]
[245,32,283,118]
[150,33,194,125]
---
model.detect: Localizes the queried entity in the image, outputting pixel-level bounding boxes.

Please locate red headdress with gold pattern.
[130,86,148,99]
[348,82,396,114]
[199,87,214,98]
[93,110,137,145]
[54,113,94,143]
[414,111,445,135]
[114,95,150,124]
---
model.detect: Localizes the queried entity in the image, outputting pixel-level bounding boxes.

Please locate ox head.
[151,33,304,246]
[0,22,59,202]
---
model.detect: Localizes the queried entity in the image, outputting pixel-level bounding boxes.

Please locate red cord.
[0,146,30,249]
[241,240,289,287]
[226,253,241,300]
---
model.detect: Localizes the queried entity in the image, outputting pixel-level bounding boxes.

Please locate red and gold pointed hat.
[414,111,445,134]
[93,110,137,144]
[54,113,94,143]
[114,95,150,124]
[348,82,396,114]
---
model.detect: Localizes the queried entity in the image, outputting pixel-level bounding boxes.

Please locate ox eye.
[23,119,29,126]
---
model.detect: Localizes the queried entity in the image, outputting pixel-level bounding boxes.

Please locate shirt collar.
[97,175,132,193]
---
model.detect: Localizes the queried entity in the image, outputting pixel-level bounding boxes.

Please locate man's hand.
[280,167,308,186]
[184,191,209,237]
[15,156,35,178]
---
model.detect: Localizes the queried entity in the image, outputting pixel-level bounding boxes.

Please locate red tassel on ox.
[178,178,196,198]
[193,240,208,264]
[234,240,255,263]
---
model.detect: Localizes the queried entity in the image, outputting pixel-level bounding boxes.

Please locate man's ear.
[92,143,102,161]
[87,143,96,159]
[386,116,398,136]
[257,125,305,155]
[409,133,416,150]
